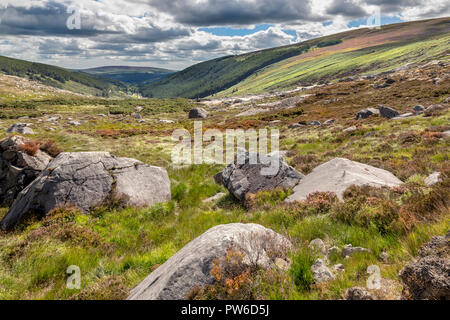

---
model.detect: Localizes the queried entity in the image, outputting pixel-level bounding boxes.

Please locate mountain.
[0,56,128,96]
[141,17,450,99]
[81,66,175,85]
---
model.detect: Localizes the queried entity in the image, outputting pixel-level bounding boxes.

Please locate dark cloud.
[327,0,368,18]
[0,1,190,42]
[0,2,109,37]
[148,0,316,26]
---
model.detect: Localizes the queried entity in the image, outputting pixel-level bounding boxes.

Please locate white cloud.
[0,0,447,69]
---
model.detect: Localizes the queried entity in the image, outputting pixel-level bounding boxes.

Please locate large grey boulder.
[0,136,52,205]
[399,232,449,300]
[0,152,171,230]
[285,158,403,202]
[127,223,291,300]
[220,150,303,203]
[188,108,209,119]
[378,105,400,119]
[7,123,35,135]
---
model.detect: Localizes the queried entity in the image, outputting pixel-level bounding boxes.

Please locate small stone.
[7,123,35,135]
[309,238,327,255]
[343,126,357,133]
[327,246,340,258]
[202,193,226,203]
[189,108,209,119]
[311,259,335,283]
[378,105,400,119]
[275,258,291,271]
[424,172,442,187]
[413,105,425,113]
[345,287,374,300]
[333,264,345,273]
[342,244,370,258]
[380,252,389,264]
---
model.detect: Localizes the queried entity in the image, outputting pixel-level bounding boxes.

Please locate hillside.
[141,17,450,99]
[0,56,448,300]
[82,66,175,85]
[0,56,129,97]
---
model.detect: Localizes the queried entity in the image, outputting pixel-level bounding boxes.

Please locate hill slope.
[0,56,128,96]
[82,66,175,85]
[141,17,450,99]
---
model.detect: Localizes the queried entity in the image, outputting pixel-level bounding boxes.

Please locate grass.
[0,37,449,299]
[218,33,450,97]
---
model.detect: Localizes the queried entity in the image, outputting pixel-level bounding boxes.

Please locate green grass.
[218,33,450,96]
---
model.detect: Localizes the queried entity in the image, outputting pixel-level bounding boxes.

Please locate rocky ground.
[0,60,448,300]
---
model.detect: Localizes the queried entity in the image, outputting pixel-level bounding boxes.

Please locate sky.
[0,0,448,70]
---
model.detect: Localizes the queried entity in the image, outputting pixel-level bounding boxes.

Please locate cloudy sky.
[0,0,448,70]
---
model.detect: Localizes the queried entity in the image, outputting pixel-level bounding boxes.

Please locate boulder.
[285,158,403,202]
[343,126,357,133]
[345,287,374,300]
[188,108,209,119]
[0,152,171,230]
[311,259,335,283]
[0,136,52,205]
[220,150,303,203]
[399,232,449,300]
[378,105,400,119]
[424,104,447,117]
[324,119,335,125]
[68,121,82,126]
[127,223,291,300]
[308,121,321,126]
[413,105,425,113]
[356,108,379,120]
[424,172,442,187]
[7,123,34,135]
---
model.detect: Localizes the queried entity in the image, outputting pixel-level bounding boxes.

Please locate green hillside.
[141,17,450,99]
[0,56,128,96]
[82,66,175,85]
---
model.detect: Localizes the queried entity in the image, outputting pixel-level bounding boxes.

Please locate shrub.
[38,140,63,157]
[19,141,39,156]
[187,247,255,300]
[291,154,319,174]
[245,188,290,210]
[304,192,338,215]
